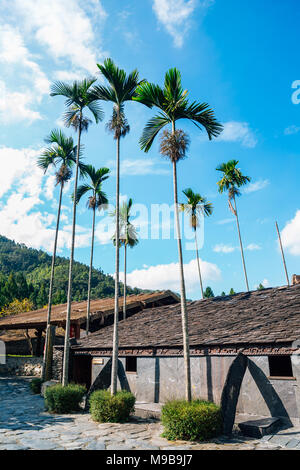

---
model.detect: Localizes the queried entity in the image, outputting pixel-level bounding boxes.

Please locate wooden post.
[276,221,290,286]
[44,325,56,381]
[35,329,43,357]
[24,329,33,356]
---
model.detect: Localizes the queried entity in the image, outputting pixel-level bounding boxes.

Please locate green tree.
[15,273,29,299]
[36,283,48,308]
[229,288,236,295]
[180,188,213,299]
[204,286,214,298]
[257,283,265,290]
[38,129,82,379]
[221,291,226,297]
[134,68,222,401]
[93,59,143,395]
[51,78,103,386]
[4,273,18,302]
[217,160,251,293]
[75,164,110,335]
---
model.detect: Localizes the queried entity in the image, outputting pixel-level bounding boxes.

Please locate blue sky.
[0,0,300,299]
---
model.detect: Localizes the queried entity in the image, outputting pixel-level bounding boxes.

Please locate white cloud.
[152,0,213,48]
[216,218,235,225]
[0,25,49,123]
[0,146,91,251]
[284,125,300,135]
[0,1,108,122]
[54,70,87,82]
[119,257,221,293]
[246,243,261,251]
[13,0,107,76]
[255,279,270,289]
[107,158,170,176]
[281,210,300,256]
[218,121,257,148]
[214,242,261,254]
[0,147,43,198]
[0,24,50,96]
[213,244,236,254]
[0,82,43,124]
[243,179,269,194]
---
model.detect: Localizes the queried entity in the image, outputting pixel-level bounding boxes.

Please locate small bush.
[90,390,135,423]
[161,399,223,441]
[44,383,86,413]
[30,378,43,394]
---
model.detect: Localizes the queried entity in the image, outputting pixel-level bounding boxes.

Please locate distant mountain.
[0,235,144,309]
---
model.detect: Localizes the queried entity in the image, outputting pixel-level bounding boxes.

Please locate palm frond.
[37,153,57,173]
[91,84,116,103]
[134,82,165,109]
[50,81,74,99]
[75,184,92,204]
[140,113,171,152]
[164,68,186,105]
[175,101,223,140]
[87,100,104,123]
[51,77,102,126]
[96,58,143,105]
[96,189,109,209]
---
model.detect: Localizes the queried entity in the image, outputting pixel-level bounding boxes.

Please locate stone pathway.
[0,377,299,450]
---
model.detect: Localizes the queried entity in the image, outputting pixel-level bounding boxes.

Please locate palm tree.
[75,165,110,336]
[118,199,139,320]
[216,159,251,292]
[37,129,83,381]
[50,78,103,386]
[180,188,213,299]
[134,68,222,401]
[92,59,143,395]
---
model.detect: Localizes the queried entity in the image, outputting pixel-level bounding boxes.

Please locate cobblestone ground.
[0,377,299,451]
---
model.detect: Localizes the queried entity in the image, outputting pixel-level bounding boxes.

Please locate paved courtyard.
[0,377,299,451]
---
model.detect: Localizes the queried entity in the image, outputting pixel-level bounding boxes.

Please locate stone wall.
[52,347,64,381]
[0,356,42,376]
[90,354,300,425]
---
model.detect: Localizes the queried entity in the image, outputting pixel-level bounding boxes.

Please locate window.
[268,355,294,378]
[125,357,137,373]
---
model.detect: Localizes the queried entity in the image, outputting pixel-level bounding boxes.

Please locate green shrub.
[161,399,223,441]
[90,390,135,423]
[30,378,43,394]
[44,383,86,413]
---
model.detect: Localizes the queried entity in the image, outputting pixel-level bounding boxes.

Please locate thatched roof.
[0,291,179,330]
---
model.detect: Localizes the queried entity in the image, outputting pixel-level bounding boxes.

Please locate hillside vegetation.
[0,235,143,310]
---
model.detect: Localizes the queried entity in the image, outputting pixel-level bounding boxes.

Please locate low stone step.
[134,403,162,420]
[239,417,281,438]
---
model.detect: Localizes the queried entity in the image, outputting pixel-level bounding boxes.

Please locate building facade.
[54,285,300,426]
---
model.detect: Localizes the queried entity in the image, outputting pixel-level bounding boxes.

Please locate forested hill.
[0,235,143,309]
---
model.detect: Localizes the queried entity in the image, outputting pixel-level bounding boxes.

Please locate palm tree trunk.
[42,181,63,381]
[172,126,191,401]
[123,243,127,320]
[111,132,120,395]
[62,110,82,386]
[233,195,249,292]
[86,206,96,336]
[275,221,290,286]
[194,230,204,299]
